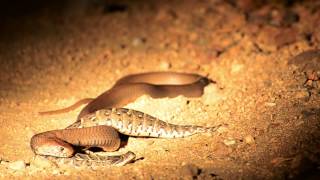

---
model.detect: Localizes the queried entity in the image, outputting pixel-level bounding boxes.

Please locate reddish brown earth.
[0,0,319,179]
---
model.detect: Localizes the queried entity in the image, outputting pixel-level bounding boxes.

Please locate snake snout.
[34,143,74,158]
[31,134,75,158]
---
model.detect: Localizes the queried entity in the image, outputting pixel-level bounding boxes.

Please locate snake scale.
[31,72,219,166]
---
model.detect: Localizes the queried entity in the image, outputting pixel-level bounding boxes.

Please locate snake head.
[34,145,73,158]
[31,135,74,158]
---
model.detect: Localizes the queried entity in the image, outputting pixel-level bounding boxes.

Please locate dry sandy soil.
[0,0,319,179]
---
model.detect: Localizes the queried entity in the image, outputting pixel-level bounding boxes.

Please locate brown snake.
[32,72,217,166]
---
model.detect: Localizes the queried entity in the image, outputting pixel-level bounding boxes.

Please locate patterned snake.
[31,72,219,166]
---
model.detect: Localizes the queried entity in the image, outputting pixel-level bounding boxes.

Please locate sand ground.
[0,0,319,179]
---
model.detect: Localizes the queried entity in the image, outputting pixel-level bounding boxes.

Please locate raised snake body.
[39,72,212,120]
[32,72,218,166]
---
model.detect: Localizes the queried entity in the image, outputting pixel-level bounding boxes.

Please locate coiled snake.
[31,72,219,166]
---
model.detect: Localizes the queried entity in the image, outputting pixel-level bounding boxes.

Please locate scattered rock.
[132,37,146,47]
[223,138,236,146]
[244,135,255,144]
[7,160,26,171]
[217,126,228,134]
[0,159,6,166]
[265,102,276,107]
[289,50,320,89]
[159,61,171,70]
[52,169,63,175]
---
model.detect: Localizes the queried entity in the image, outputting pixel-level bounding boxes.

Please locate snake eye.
[59,147,65,152]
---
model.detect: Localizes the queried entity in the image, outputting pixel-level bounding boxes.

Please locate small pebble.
[31,156,57,169]
[8,160,26,171]
[159,61,171,70]
[223,138,236,146]
[265,102,276,107]
[132,37,146,47]
[244,135,255,144]
[52,169,63,175]
[217,126,228,133]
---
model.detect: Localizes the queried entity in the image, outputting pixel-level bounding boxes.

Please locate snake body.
[78,72,212,119]
[31,125,121,158]
[39,72,212,119]
[32,72,216,166]
[31,108,220,158]
[76,108,220,138]
[46,151,136,167]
